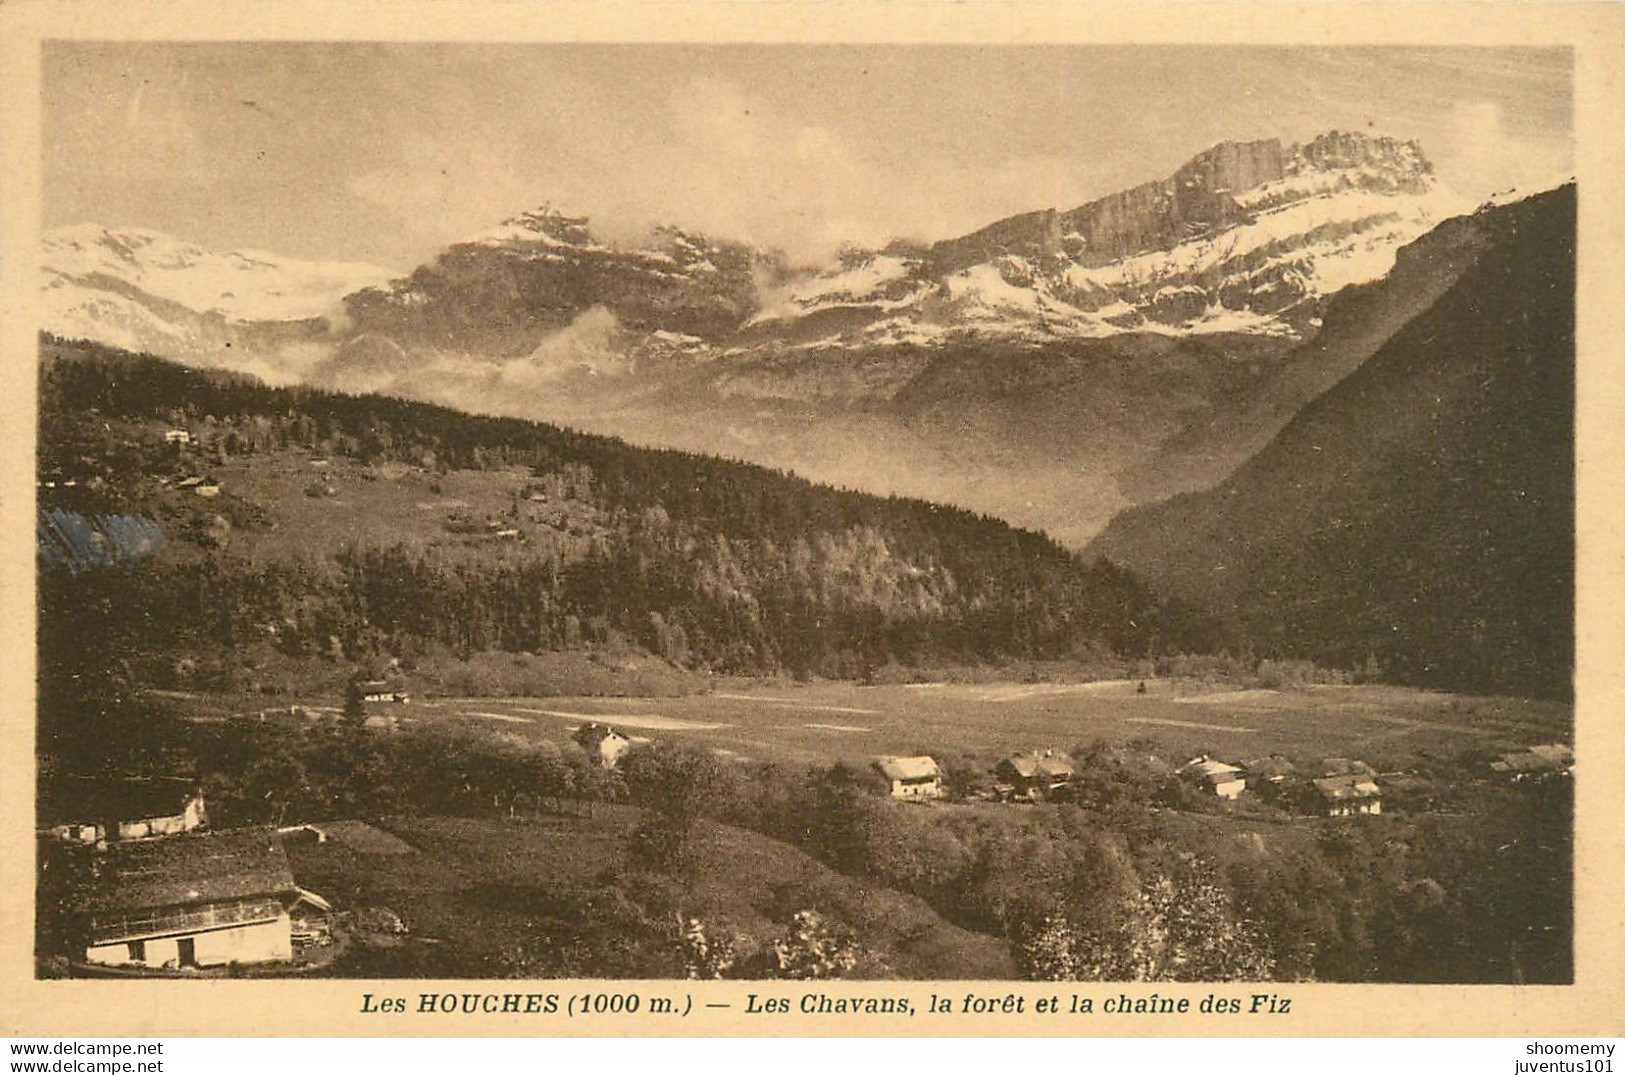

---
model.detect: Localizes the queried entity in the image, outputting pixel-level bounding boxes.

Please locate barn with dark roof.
[66,828,307,970]
[994,752,1075,801]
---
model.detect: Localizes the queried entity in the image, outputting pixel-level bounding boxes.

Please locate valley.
[268,679,1567,776]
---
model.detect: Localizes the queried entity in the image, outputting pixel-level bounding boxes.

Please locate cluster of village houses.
[871,750,1391,816]
[40,429,224,498]
[155,430,224,498]
[570,714,1571,821]
[869,741,1573,817]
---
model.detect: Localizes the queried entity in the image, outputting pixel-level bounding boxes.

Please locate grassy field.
[364,678,1570,773]
[286,808,1015,980]
[192,448,608,563]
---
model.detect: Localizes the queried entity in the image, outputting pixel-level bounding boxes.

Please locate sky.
[42,44,1573,271]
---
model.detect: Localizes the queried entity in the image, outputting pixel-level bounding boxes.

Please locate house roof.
[875,756,940,782]
[997,754,1075,788]
[1380,773,1435,795]
[1180,757,1244,782]
[1243,755,1297,780]
[68,827,296,916]
[1312,775,1381,801]
[1038,756,1073,778]
[294,887,333,913]
[1000,751,1073,776]
[39,775,201,829]
[999,755,1041,779]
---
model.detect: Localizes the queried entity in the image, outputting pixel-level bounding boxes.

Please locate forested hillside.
[1091,185,1574,699]
[38,337,1218,714]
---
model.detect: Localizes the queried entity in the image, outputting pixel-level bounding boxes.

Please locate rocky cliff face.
[931,138,1292,272]
[339,206,764,358]
[759,131,1458,344]
[926,133,1430,273]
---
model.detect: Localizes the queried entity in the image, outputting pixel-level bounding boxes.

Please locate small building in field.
[994,751,1076,801]
[1178,756,1247,799]
[1311,774,1382,817]
[163,430,191,446]
[874,756,944,800]
[1490,743,1574,782]
[40,777,209,846]
[1319,757,1376,778]
[358,681,410,704]
[69,828,317,970]
[573,723,632,768]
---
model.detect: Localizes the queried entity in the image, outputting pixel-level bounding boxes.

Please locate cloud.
[338,74,1121,266]
[1443,97,1572,199]
[1448,100,1508,185]
[539,77,1081,264]
[346,136,540,257]
[498,306,628,387]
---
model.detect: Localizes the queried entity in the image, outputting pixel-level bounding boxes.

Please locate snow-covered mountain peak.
[467,205,600,249]
[44,224,393,323]
[760,131,1470,343]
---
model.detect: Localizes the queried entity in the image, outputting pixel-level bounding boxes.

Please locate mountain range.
[43,130,1486,545]
[37,131,1577,693]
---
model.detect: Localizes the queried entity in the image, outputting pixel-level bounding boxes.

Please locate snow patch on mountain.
[44,224,393,323]
[40,282,180,355]
[751,253,924,324]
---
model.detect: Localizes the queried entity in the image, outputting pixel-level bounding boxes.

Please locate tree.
[678,917,737,980]
[769,910,862,980]
[343,677,367,724]
[1019,914,1085,981]
[621,744,726,872]
[242,753,312,826]
[807,763,882,874]
[1018,857,1276,982]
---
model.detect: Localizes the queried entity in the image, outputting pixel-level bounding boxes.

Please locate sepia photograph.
[11,14,1615,1038]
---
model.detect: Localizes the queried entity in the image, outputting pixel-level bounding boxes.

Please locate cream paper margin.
[0,0,1620,1040]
